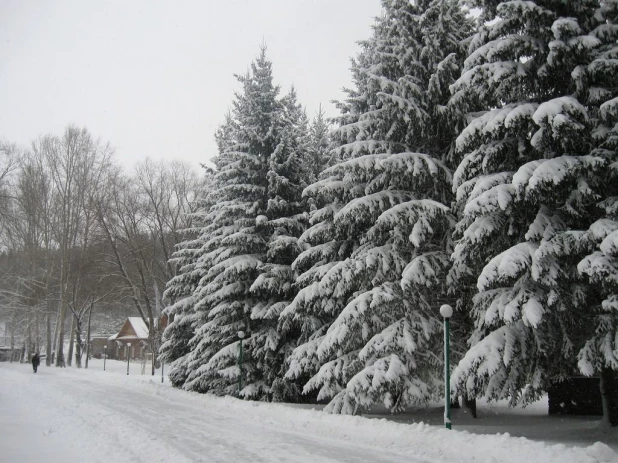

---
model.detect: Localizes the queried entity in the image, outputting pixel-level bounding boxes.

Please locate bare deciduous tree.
[95,159,200,374]
[32,126,114,367]
[0,132,202,374]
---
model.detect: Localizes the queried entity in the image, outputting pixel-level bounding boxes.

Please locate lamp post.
[126,342,131,375]
[161,358,164,383]
[238,330,245,395]
[103,345,107,371]
[440,304,453,429]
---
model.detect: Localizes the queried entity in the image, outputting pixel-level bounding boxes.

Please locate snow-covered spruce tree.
[278,29,386,401]
[182,49,312,399]
[449,0,610,408]
[281,0,473,414]
[249,88,312,402]
[179,55,276,396]
[159,171,213,387]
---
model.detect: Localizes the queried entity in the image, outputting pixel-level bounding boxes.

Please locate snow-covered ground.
[1,360,616,463]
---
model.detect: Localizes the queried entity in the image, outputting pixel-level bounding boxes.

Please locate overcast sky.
[0,0,382,170]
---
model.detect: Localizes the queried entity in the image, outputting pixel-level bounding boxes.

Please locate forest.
[1,0,617,427]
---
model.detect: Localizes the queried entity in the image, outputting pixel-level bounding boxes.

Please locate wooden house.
[108,316,168,360]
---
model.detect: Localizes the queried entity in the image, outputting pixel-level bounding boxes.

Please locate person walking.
[32,353,40,373]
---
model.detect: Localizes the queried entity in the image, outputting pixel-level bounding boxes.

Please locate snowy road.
[0,362,428,463]
[0,360,615,463]
[56,374,425,463]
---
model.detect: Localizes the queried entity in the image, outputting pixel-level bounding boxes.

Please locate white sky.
[0,0,383,169]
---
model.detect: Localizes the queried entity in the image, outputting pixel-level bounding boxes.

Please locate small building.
[108,316,168,360]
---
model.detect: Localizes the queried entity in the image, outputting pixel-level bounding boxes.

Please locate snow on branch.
[512,155,605,197]
[458,213,507,249]
[380,152,452,183]
[600,97,618,123]
[334,190,416,230]
[600,228,618,256]
[456,104,534,153]
[250,265,294,296]
[303,176,346,199]
[371,199,450,248]
[295,262,339,289]
[317,283,403,360]
[298,221,333,247]
[342,354,432,413]
[285,334,325,381]
[324,153,391,179]
[359,315,438,363]
[464,35,543,70]
[468,172,514,204]
[308,204,342,226]
[293,241,342,272]
[578,251,618,285]
[463,183,516,218]
[303,351,359,401]
[478,242,538,292]
[453,323,520,400]
[531,97,588,145]
[401,252,451,289]
[207,254,262,282]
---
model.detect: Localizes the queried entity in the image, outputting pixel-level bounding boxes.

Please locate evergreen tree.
[250,88,311,401]
[182,50,279,396]
[449,0,610,409]
[178,49,312,400]
[282,0,472,413]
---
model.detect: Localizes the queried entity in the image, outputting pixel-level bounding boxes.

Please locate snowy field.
[0,359,616,463]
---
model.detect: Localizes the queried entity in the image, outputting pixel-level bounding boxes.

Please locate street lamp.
[161,357,164,383]
[126,342,131,375]
[238,330,245,395]
[103,345,107,371]
[440,304,453,430]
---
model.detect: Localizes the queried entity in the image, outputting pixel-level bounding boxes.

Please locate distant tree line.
[0,128,203,374]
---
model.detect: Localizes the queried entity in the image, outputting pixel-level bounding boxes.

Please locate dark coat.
[32,354,40,367]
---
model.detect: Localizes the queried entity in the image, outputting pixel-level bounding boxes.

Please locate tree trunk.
[26,321,32,360]
[67,315,75,367]
[34,312,40,354]
[600,368,617,428]
[56,282,66,366]
[462,394,477,418]
[54,295,66,367]
[9,324,15,363]
[85,301,93,369]
[52,309,60,365]
[20,341,26,363]
[74,337,82,368]
[46,314,52,366]
[74,317,83,368]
